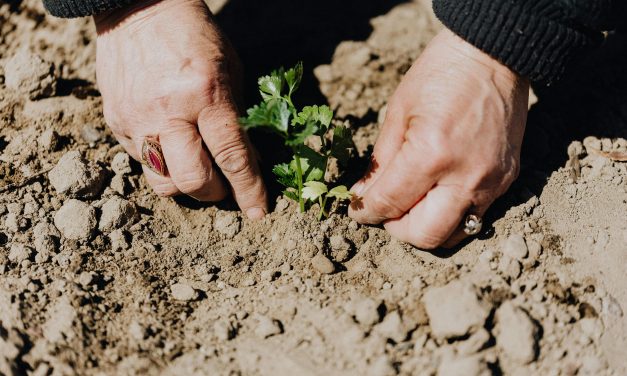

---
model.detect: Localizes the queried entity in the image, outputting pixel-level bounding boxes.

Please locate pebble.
[128,321,148,341]
[4,213,27,233]
[213,320,236,341]
[8,243,33,263]
[34,236,55,263]
[502,234,528,260]
[498,256,522,280]
[311,252,335,274]
[98,196,137,232]
[374,310,406,343]
[353,297,381,327]
[214,212,241,239]
[37,129,59,151]
[78,271,98,288]
[3,49,57,99]
[437,356,490,376]
[109,174,127,195]
[111,152,132,175]
[109,229,129,251]
[170,283,198,301]
[495,301,539,364]
[422,280,491,339]
[457,328,490,355]
[48,151,105,199]
[255,316,283,338]
[329,235,352,262]
[54,199,97,240]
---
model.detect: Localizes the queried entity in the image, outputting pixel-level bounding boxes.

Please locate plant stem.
[317,196,328,221]
[293,154,305,213]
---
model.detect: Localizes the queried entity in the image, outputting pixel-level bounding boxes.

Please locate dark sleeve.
[432,0,627,84]
[42,0,134,18]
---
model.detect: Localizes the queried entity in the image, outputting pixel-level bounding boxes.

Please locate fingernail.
[246,207,266,220]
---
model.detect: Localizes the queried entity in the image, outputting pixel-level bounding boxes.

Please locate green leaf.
[285,120,318,147]
[273,163,297,188]
[327,185,353,200]
[258,68,285,100]
[293,105,333,128]
[241,100,291,135]
[283,189,299,202]
[302,181,328,201]
[285,62,303,97]
[330,125,353,166]
[296,147,327,182]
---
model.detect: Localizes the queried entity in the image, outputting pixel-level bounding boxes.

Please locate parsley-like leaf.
[327,185,352,200]
[302,181,328,201]
[259,68,285,101]
[330,125,353,166]
[285,61,303,97]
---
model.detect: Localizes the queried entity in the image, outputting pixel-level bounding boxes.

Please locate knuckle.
[214,143,250,175]
[368,193,405,220]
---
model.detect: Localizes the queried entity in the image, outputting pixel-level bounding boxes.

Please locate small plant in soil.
[241,62,353,219]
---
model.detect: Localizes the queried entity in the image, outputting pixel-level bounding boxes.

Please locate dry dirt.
[1,1,627,375]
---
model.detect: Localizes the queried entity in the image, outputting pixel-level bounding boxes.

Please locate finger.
[159,121,228,202]
[351,102,406,195]
[441,202,491,249]
[198,104,268,219]
[383,185,472,250]
[130,136,181,197]
[349,126,446,224]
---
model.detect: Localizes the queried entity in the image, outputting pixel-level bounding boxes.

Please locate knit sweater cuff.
[43,0,134,18]
[432,0,600,84]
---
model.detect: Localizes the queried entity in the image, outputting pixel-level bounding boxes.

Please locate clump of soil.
[1,0,626,375]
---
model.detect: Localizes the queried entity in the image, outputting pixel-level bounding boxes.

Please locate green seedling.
[241,62,353,219]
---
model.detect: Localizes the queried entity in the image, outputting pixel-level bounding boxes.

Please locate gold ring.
[141,137,167,176]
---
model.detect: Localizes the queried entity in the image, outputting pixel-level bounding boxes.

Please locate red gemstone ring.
[141,137,167,176]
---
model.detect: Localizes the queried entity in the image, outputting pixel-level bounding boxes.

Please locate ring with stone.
[463,214,483,236]
[141,137,167,176]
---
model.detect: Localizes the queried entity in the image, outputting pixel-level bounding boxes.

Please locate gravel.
[54,199,97,240]
[423,280,491,339]
[170,283,198,301]
[98,196,137,232]
[495,302,539,364]
[311,252,335,274]
[48,151,105,199]
[255,316,283,338]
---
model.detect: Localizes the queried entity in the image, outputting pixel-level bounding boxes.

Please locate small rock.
[502,234,528,260]
[255,316,282,338]
[353,297,381,327]
[437,355,490,376]
[109,174,127,195]
[3,49,57,99]
[329,235,352,262]
[128,321,148,341]
[423,280,491,339]
[78,271,98,288]
[80,125,103,143]
[457,328,490,355]
[111,152,132,175]
[583,136,602,153]
[498,256,522,280]
[213,320,236,341]
[8,244,33,263]
[48,151,105,199]
[170,283,198,301]
[98,196,137,232]
[54,199,97,240]
[214,212,241,239]
[43,297,76,343]
[34,235,55,263]
[109,229,129,251]
[4,213,27,233]
[311,252,335,274]
[374,311,406,343]
[37,129,59,151]
[495,301,539,364]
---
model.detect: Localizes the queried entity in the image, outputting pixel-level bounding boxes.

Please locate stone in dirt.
[54,199,97,240]
[498,256,522,280]
[3,49,57,100]
[170,283,198,302]
[311,252,335,274]
[374,310,406,343]
[329,235,352,262]
[502,234,528,261]
[98,196,137,232]
[353,297,382,327]
[48,151,105,199]
[495,301,539,364]
[437,355,491,376]
[43,297,76,343]
[111,152,132,175]
[214,212,241,239]
[457,328,490,355]
[8,243,33,263]
[109,229,129,252]
[213,320,236,341]
[255,316,283,338]
[78,271,98,288]
[423,280,491,339]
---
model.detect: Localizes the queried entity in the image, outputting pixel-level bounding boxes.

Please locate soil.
[1,0,627,375]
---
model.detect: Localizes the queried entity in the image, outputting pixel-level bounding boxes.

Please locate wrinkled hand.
[349,29,529,249]
[94,0,267,219]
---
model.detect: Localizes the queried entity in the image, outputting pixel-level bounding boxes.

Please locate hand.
[94,0,267,219]
[349,29,529,249]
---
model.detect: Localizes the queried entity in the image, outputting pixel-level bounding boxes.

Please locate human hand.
[349,29,529,249]
[94,0,267,219]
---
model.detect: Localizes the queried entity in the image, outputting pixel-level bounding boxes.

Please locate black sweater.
[43,0,626,84]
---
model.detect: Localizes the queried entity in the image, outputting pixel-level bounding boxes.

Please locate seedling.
[241,62,353,219]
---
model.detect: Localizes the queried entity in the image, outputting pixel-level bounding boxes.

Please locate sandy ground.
[1,0,626,375]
